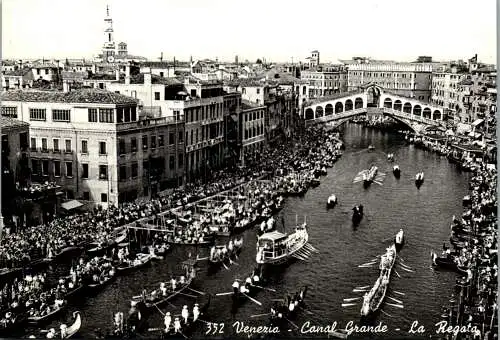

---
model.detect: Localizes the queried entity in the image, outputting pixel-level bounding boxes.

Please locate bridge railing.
[305,108,367,126]
[382,108,442,126]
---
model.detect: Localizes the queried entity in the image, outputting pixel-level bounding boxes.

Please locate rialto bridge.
[303,84,446,133]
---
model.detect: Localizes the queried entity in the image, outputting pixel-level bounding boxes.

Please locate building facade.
[0,89,184,207]
[300,68,348,98]
[240,101,266,164]
[346,62,433,101]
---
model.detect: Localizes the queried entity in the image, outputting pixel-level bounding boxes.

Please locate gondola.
[415,172,424,187]
[327,195,337,208]
[270,286,308,329]
[27,301,67,325]
[208,242,242,269]
[160,295,212,338]
[393,165,401,178]
[33,311,82,339]
[431,252,469,275]
[86,268,117,292]
[230,268,264,309]
[115,254,152,274]
[352,205,364,224]
[134,260,198,309]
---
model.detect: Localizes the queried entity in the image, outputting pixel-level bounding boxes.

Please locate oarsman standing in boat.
[245,277,252,290]
[193,304,200,322]
[171,277,177,291]
[180,275,186,285]
[173,317,181,333]
[160,282,167,296]
[181,305,189,324]
[164,312,171,332]
[232,280,240,293]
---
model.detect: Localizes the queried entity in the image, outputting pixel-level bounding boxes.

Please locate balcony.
[117,115,184,131]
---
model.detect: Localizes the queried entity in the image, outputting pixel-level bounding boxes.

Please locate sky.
[2,0,497,64]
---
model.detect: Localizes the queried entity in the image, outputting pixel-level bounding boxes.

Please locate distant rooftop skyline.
[2,0,496,65]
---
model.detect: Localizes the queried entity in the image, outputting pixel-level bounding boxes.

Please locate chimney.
[63,80,70,93]
[115,69,120,81]
[125,64,131,85]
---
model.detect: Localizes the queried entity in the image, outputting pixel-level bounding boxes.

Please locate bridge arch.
[383,98,393,108]
[315,106,324,118]
[403,103,412,114]
[335,102,343,113]
[413,105,422,116]
[383,112,417,133]
[325,104,333,116]
[433,110,442,120]
[423,108,431,119]
[355,97,363,109]
[345,99,353,111]
[394,100,402,111]
[305,108,314,120]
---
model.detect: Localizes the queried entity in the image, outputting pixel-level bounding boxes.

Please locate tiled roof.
[88,73,119,80]
[61,71,89,80]
[0,116,30,129]
[3,68,31,77]
[0,89,138,105]
[32,63,59,69]
[224,78,266,87]
[127,74,182,85]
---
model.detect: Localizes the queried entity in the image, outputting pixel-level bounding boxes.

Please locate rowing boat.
[360,244,396,316]
[86,269,116,292]
[27,300,67,325]
[270,286,308,328]
[161,295,211,337]
[115,254,152,274]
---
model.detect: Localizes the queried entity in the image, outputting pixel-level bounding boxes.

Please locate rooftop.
[3,68,32,77]
[224,78,266,87]
[0,116,30,130]
[32,63,59,69]
[1,89,138,105]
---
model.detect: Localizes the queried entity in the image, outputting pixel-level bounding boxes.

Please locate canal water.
[32,123,471,339]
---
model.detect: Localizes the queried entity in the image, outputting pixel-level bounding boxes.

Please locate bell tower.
[102,5,116,62]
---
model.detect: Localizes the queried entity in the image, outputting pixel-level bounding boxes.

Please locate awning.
[61,200,83,210]
[468,132,482,138]
[471,119,484,127]
[456,123,472,134]
[258,230,286,241]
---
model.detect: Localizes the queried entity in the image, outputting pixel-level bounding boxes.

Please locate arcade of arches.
[305,97,365,120]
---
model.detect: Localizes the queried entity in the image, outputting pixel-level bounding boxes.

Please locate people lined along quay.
[431,163,497,340]
[0,126,346,337]
[404,131,494,172]
[0,127,343,275]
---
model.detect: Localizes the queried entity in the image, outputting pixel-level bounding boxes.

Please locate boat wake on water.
[352,167,387,186]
